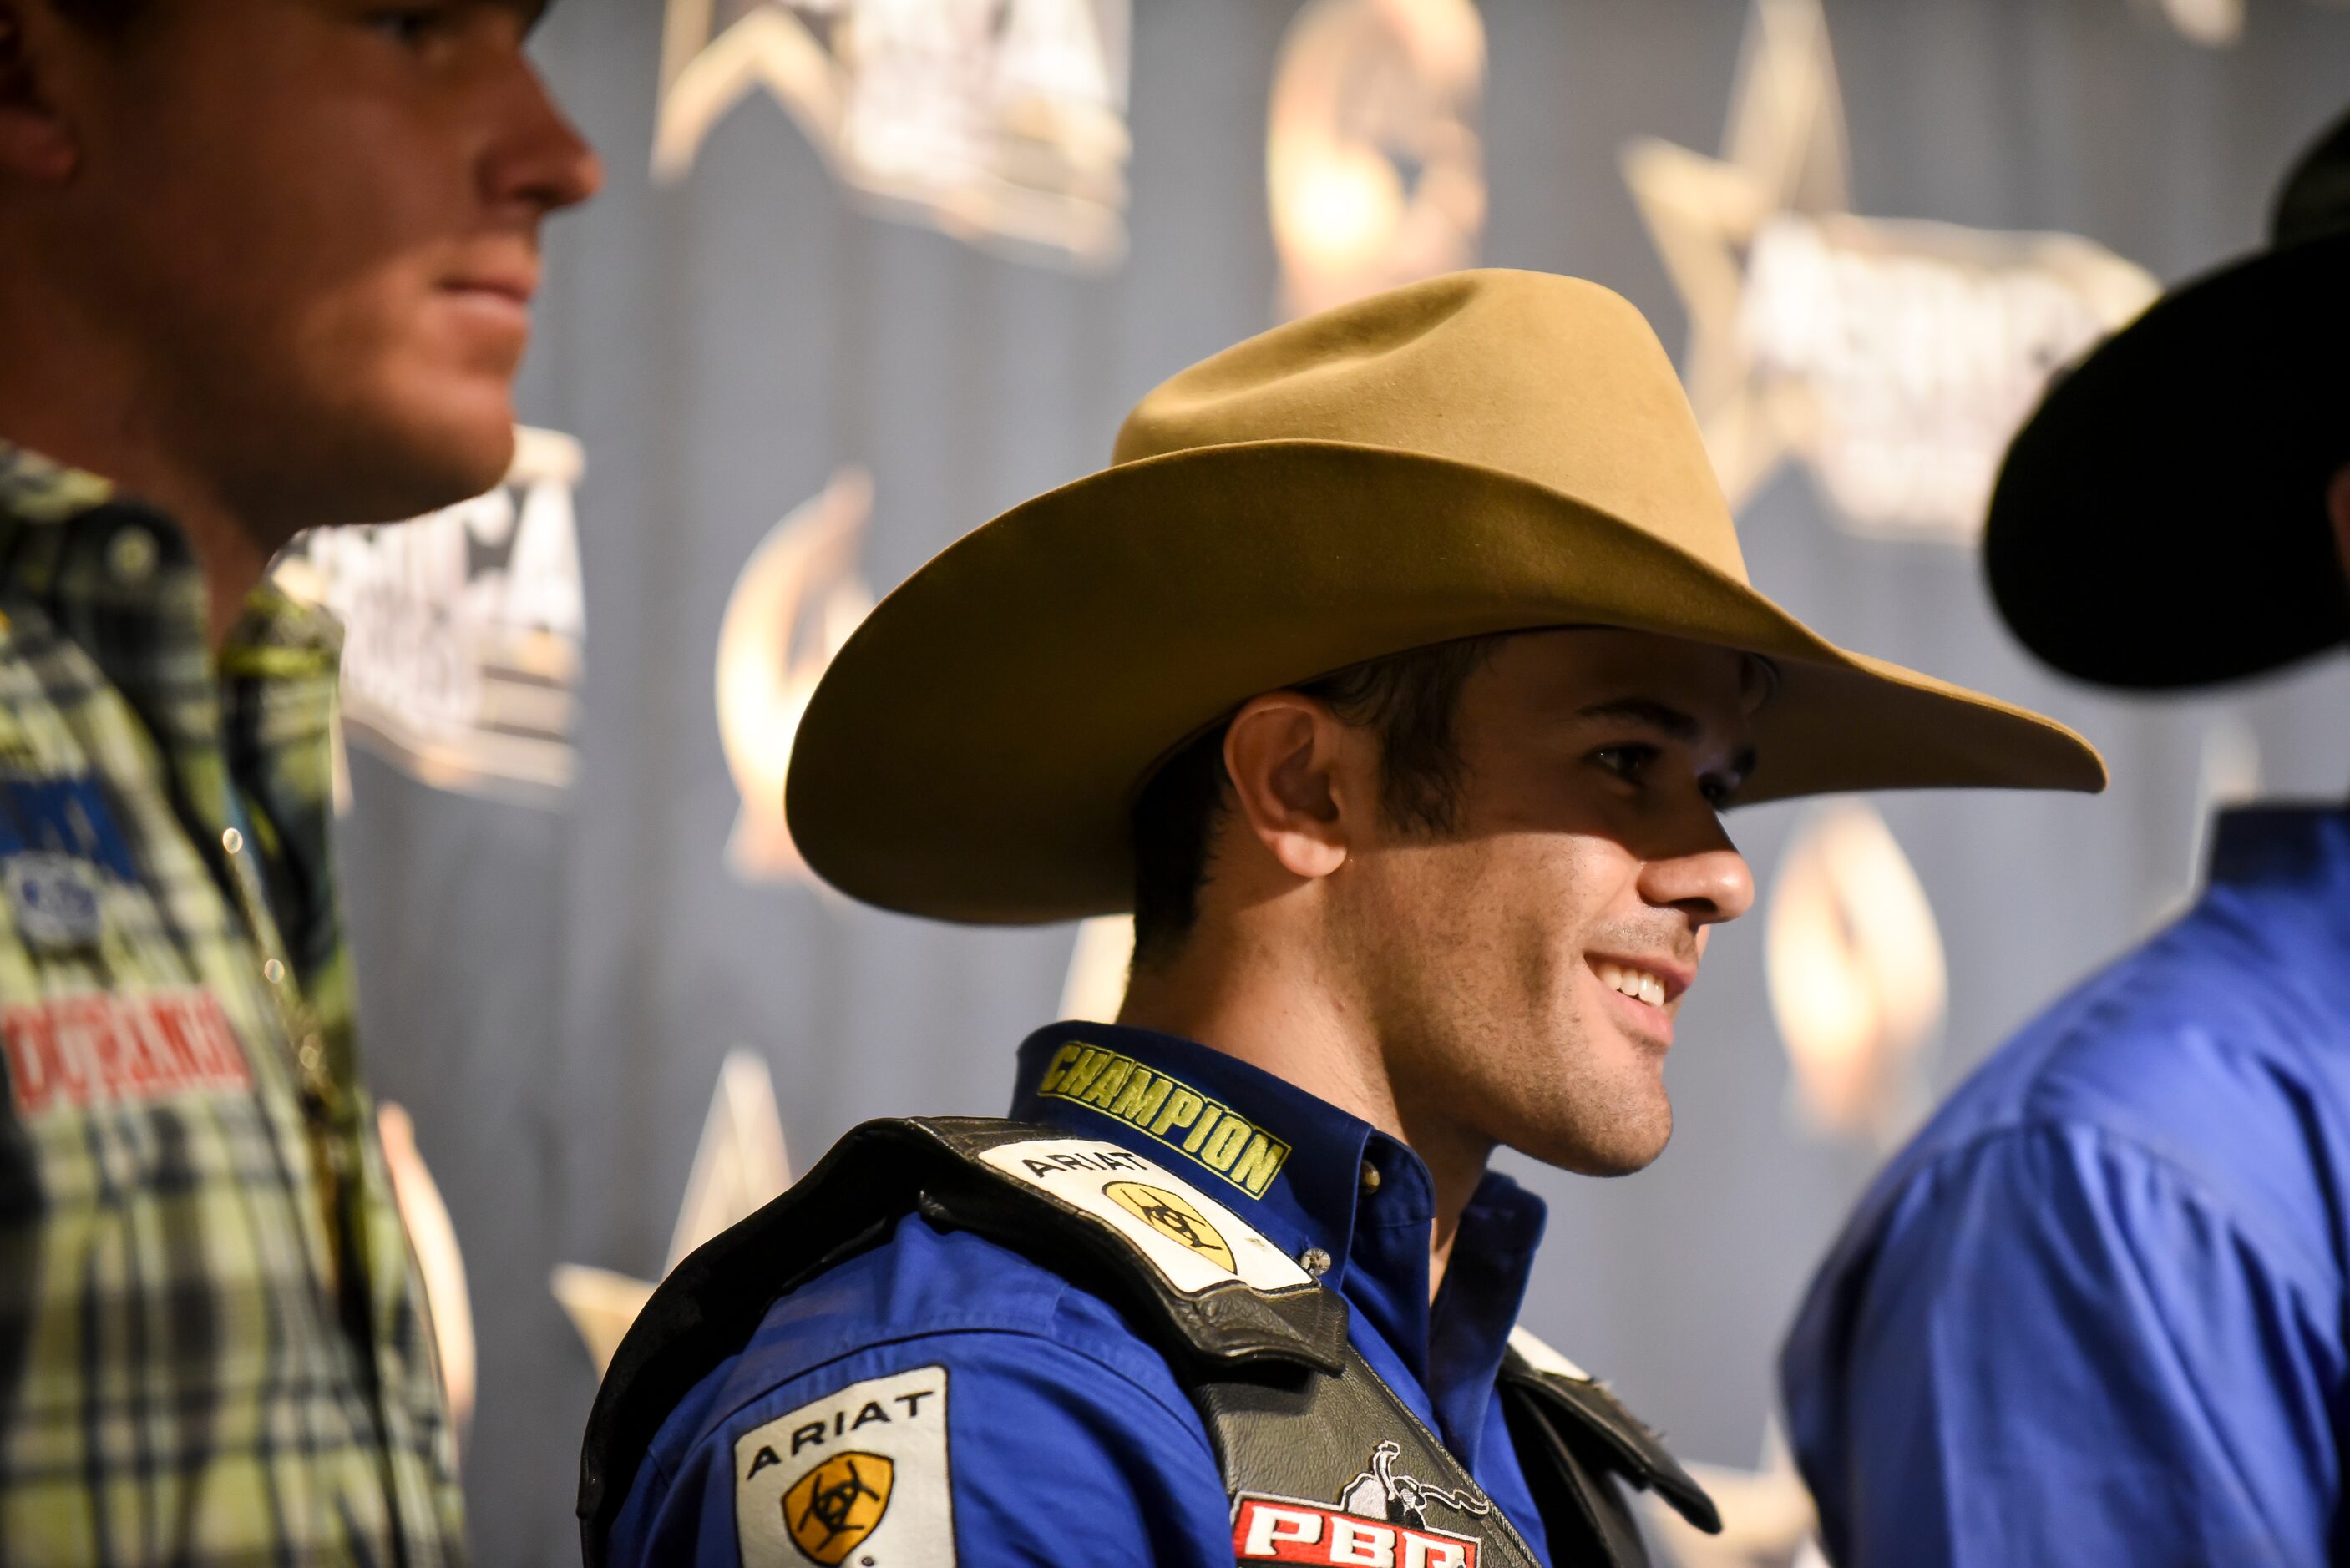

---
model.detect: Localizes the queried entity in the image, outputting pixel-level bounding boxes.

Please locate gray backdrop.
[337,2,2350,1559]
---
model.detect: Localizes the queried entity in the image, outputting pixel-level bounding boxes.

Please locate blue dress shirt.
[1781,806,2350,1565]
[607,1022,1555,1565]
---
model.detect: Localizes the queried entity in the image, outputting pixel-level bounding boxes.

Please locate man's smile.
[1587,952,1693,1048]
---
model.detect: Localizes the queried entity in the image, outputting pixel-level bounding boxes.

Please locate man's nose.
[1637,827,1755,928]
[485,63,605,216]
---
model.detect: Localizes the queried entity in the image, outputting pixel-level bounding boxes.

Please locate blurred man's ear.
[2331,463,2350,588]
[0,4,79,183]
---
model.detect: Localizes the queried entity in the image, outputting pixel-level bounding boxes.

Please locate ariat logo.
[1036,1043,1291,1197]
[1103,1181,1234,1270]
[782,1452,892,1565]
[732,1366,953,1568]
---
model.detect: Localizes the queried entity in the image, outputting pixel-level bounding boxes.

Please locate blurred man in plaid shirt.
[0,1,598,1560]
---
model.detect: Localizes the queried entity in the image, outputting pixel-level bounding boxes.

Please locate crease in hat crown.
[1110,270,1750,584]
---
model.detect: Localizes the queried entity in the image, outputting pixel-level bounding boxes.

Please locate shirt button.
[1299,1247,1334,1279]
[1359,1161,1382,1196]
[220,827,245,856]
[106,525,158,586]
[261,958,286,985]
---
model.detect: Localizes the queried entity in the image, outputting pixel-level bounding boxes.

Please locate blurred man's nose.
[486,63,604,217]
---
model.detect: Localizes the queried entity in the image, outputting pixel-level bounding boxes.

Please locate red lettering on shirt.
[3,990,254,1115]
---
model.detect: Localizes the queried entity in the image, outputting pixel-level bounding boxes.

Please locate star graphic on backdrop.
[551,1050,793,1376]
[1621,0,1850,516]
[1623,0,2157,539]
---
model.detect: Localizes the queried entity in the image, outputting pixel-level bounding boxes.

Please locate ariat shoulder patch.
[733,1365,952,1568]
[1034,1041,1292,1196]
[981,1138,1313,1296]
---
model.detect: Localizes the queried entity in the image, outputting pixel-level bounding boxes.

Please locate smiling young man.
[580,270,2104,1567]
[0,0,596,1559]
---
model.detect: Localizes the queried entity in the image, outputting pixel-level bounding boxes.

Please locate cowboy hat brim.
[1985,230,2350,690]
[786,440,2105,924]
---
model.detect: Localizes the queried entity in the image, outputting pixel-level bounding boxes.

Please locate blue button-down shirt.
[607,1022,1555,1564]
[1781,806,2350,1565]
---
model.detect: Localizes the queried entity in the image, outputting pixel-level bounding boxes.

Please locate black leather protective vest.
[579,1117,1720,1566]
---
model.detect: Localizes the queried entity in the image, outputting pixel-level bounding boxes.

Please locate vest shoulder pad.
[578,1115,1349,1560]
[1500,1326,1721,1536]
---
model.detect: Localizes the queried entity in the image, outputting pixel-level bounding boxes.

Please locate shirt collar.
[1008,1021,1547,1456]
[2206,802,2350,889]
[0,440,343,689]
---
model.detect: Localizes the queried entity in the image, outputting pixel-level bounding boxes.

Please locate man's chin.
[329,394,518,524]
[1512,1098,1674,1178]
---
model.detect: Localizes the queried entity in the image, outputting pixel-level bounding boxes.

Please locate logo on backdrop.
[653,0,1132,271]
[715,468,877,883]
[1764,798,1946,1148]
[273,427,586,802]
[1268,0,1486,318]
[2135,0,2342,47]
[1624,0,2160,541]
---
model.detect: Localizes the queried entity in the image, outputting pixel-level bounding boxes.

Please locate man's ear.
[2329,463,2350,588]
[0,4,81,183]
[1221,693,1360,883]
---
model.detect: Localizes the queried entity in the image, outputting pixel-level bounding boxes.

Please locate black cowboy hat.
[1984,107,2350,689]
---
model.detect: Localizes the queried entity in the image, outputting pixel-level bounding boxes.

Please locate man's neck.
[0,337,270,651]
[1118,930,1493,1301]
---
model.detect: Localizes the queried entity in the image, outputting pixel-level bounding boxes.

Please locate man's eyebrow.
[1576,698,1702,742]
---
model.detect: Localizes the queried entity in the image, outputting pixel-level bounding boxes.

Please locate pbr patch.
[1234,1441,1492,1566]
[980,1138,1313,1296]
[734,1364,952,1567]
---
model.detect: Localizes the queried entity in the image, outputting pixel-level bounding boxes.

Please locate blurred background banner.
[332,2,2350,1558]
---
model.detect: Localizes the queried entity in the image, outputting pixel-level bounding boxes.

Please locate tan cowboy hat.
[788,269,2105,923]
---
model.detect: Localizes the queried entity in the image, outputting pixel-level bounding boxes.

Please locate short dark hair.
[1128,634,1510,968]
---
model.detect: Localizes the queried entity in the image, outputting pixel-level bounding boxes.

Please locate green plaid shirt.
[0,446,463,1564]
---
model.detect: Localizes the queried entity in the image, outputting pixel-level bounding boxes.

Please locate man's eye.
[1591,744,1659,785]
[367,6,448,43]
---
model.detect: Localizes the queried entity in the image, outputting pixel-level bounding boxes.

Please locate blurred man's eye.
[366,5,451,45]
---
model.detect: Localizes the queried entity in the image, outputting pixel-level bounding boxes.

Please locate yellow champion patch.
[1103,1180,1235,1271]
[1036,1042,1291,1197]
[782,1452,893,1565]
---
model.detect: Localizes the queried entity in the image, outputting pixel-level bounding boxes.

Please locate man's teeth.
[1598,963,1668,1008]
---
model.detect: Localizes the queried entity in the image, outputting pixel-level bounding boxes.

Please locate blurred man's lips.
[437,276,534,338]
[438,259,539,320]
